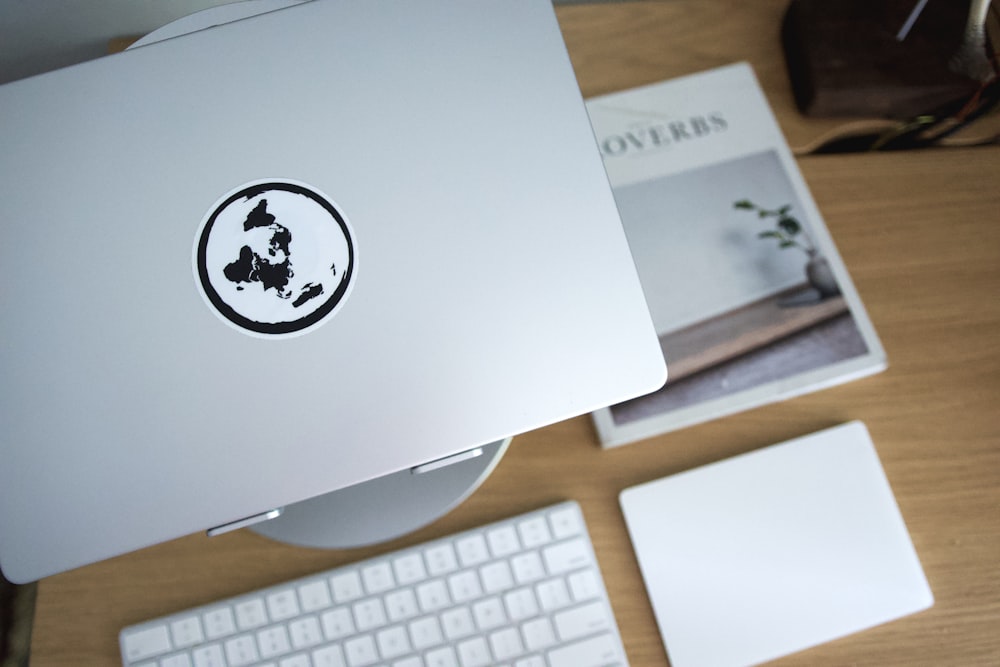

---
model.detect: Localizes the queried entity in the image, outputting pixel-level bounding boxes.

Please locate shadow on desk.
[0,573,35,667]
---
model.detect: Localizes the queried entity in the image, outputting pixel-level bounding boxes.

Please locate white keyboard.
[120,501,629,667]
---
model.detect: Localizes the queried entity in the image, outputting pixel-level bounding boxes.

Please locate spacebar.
[547,632,622,667]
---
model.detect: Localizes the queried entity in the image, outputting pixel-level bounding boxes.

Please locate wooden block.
[782,0,980,118]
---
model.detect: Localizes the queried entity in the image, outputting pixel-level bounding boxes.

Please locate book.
[587,62,886,447]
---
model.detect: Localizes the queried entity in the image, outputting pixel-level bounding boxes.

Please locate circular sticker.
[194,180,356,337]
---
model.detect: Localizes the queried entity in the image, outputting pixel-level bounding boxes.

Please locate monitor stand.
[253,439,511,548]
[133,1,511,548]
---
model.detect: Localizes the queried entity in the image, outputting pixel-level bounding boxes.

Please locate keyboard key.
[320,607,355,640]
[536,577,571,611]
[192,644,226,667]
[490,626,524,662]
[344,634,378,666]
[267,589,301,622]
[503,587,539,621]
[517,516,552,548]
[547,632,621,667]
[425,543,459,576]
[122,624,172,661]
[311,644,346,667]
[542,537,591,574]
[160,653,193,667]
[548,506,583,540]
[393,553,427,585]
[487,525,520,557]
[258,624,293,658]
[457,636,491,667]
[440,607,475,640]
[554,601,612,641]
[456,534,490,567]
[330,571,364,603]
[223,634,259,666]
[352,598,387,631]
[425,645,459,667]
[234,599,268,630]
[569,569,601,601]
[289,616,323,649]
[447,570,482,603]
[480,560,514,594]
[170,615,204,648]
[472,596,506,630]
[511,551,545,584]
[202,607,237,640]
[522,617,557,652]
[393,658,423,667]
[515,657,545,667]
[409,615,444,649]
[362,562,394,594]
[385,588,419,621]
[416,579,451,612]
[376,625,411,659]
[299,580,333,612]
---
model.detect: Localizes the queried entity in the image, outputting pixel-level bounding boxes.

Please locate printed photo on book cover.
[608,149,870,428]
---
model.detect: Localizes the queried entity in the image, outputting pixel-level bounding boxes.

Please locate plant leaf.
[778,216,801,235]
[733,200,754,210]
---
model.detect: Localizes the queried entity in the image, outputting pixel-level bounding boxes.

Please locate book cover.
[587,62,886,447]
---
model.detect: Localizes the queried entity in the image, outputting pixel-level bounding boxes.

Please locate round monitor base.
[251,439,511,548]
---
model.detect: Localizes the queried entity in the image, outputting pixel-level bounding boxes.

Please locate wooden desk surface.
[31,2,1000,665]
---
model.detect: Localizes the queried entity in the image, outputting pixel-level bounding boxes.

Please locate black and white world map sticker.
[195,180,356,338]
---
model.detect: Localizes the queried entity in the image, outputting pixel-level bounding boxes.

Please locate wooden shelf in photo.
[661,284,848,382]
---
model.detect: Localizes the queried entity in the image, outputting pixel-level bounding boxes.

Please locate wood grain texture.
[30,2,1000,665]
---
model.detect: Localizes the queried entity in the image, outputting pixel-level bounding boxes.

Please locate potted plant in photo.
[734,199,840,297]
